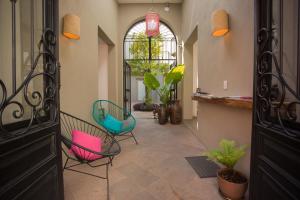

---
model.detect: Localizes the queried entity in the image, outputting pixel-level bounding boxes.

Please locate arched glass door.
[123,20,177,114]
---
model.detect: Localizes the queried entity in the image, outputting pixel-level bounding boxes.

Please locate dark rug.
[185,156,220,178]
[133,103,159,111]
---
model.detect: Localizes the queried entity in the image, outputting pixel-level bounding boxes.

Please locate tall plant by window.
[144,65,185,105]
[128,32,169,105]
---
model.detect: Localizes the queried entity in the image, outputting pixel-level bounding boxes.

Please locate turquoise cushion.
[103,114,123,134]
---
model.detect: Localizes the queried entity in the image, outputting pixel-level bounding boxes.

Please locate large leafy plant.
[144,65,185,105]
[128,32,169,105]
[204,139,247,169]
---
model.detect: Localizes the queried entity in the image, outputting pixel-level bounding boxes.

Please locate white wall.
[182,27,197,119]
[98,38,109,100]
[192,41,198,117]
[59,0,119,122]
[182,0,254,178]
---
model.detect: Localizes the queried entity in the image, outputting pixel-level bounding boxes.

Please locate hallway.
[64,118,223,200]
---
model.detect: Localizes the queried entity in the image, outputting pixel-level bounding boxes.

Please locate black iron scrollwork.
[256,27,300,137]
[0,29,58,136]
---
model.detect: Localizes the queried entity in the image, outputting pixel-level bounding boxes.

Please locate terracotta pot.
[169,100,182,124]
[217,168,248,200]
[158,104,168,124]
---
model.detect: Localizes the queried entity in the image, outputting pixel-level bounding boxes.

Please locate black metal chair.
[60,111,121,200]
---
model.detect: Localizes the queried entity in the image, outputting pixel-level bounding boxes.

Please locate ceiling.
[117,0,183,4]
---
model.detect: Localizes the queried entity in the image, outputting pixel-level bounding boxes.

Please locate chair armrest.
[61,135,121,157]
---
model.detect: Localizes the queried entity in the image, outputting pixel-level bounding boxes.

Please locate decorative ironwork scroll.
[256,26,300,137]
[0,28,59,136]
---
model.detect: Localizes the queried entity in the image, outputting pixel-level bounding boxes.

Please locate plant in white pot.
[204,139,248,200]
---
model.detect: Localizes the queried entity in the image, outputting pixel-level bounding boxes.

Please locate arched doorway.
[123,20,177,115]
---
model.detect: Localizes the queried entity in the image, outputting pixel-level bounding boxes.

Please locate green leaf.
[159,84,171,104]
[144,72,160,90]
[203,139,247,169]
[165,64,185,85]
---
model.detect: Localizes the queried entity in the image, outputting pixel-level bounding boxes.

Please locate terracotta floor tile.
[64,116,222,200]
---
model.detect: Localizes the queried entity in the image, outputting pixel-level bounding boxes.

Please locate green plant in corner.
[204,139,247,169]
[203,139,248,199]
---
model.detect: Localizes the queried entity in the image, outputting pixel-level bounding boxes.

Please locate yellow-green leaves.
[144,64,185,105]
[165,64,185,85]
[204,139,247,169]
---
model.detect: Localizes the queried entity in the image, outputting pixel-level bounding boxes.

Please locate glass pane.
[151,23,176,63]
[0,0,13,122]
[0,0,44,125]
[270,0,300,124]
[282,0,299,123]
[282,0,298,94]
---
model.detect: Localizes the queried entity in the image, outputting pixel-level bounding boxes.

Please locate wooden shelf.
[192,94,253,110]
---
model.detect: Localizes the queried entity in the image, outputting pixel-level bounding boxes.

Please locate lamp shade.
[145,12,160,37]
[63,14,80,40]
[211,9,229,37]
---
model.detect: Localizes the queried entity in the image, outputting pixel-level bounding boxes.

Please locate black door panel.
[256,126,300,180]
[123,62,132,117]
[251,0,300,199]
[0,130,56,187]
[16,166,60,200]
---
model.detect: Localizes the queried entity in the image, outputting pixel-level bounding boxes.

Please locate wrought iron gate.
[123,61,131,116]
[0,0,63,199]
[123,20,177,111]
[250,0,300,199]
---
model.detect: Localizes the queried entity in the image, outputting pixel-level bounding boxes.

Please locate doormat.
[185,156,220,178]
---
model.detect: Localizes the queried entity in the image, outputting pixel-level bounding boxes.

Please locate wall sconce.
[211,9,229,37]
[63,14,80,40]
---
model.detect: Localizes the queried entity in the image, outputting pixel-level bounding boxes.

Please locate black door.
[123,61,132,117]
[251,0,300,199]
[0,0,64,199]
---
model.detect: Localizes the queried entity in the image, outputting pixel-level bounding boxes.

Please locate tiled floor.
[64,113,223,200]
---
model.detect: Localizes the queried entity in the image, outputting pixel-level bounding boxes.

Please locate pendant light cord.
[150,0,154,12]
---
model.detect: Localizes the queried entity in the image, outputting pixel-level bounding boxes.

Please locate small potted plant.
[144,65,185,124]
[204,139,248,200]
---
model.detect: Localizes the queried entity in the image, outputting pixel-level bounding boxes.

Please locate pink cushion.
[70,130,103,161]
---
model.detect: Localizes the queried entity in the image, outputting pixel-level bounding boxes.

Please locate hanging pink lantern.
[145,12,160,37]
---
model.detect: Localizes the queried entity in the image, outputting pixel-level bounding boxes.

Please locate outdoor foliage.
[144,65,185,105]
[204,139,247,169]
[128,32,169,76]
[128,32,170,105]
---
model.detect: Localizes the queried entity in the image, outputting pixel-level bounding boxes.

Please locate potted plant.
[204,139,248,200]
[166,66,185,124]
[144,65,185,124]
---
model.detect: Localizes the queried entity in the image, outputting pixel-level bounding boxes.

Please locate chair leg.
[63,157,69,171]
[109,156,114,167]
[130,131,138,145]
[106,164,110,200]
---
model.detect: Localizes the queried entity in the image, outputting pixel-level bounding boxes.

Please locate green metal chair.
[92,100,138,144]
